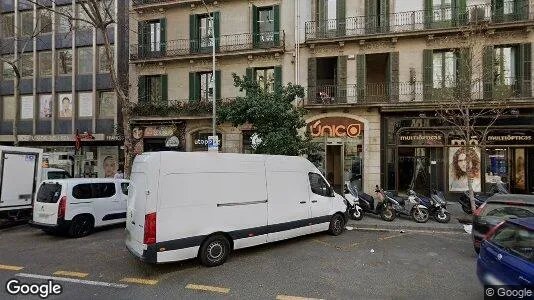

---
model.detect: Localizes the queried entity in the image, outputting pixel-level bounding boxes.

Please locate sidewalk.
[346,202,472,233]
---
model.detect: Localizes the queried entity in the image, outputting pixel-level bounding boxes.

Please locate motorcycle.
[342,184,363,221]
[378,188,430,223]
[344,182,396,222]
[458,182,508,214]
[419,189,451,223]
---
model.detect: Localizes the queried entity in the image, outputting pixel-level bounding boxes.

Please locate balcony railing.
[132,0,194,7]
[305,1,531,40]
[130,31,285,61]
[304,79,528,106]
[131,98,236,118]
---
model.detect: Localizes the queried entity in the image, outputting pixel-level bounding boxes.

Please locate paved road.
[0,224,483,299]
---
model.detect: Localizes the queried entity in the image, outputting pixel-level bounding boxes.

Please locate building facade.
[0,0,128,177]
[129,0,534,196]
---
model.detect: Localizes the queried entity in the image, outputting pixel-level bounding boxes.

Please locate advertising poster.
[39,94,52,119]
[97,146,118,178]
[58,93,73,118]
[78,93,93,118]
[20,95,34,119]
[515,149,525,190]
[449,147,481,192]
[99,92,115,118]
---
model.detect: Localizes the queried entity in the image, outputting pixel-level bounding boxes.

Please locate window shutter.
[365,0,377,34]
[492,0,504,23]
[379,0,389,33]
[520,43,532,97]
[252,5,259,48]
[514,0,526,20]
[215,70,221,100]
[190,15,198,53]
[336,0,346,37]
[357,54,366,101]
[246,68,254,80]
[388,52,399,102]
[273,5,280,46]
[316,0,325,38]
[457,0,467,25]
[213,12,220,51]
[458,48,471,98]
[161,75,168,103]
[337,56,347,103]
[137,21,145,58]
[189,72,197,102]
[160,19,166,52]
[274,65,282,94]
[308,57,317,101]
[138,76,146,103]
[424,0,433,29]
[423,49,433,100]
[483,46,494,100]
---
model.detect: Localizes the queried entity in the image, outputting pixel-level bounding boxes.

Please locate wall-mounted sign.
[308,117,364,138]
[485,130,534,145]
[398,131,444,145]
[165,136,180,148]
[192,132,222,151]
[144,126,175,137]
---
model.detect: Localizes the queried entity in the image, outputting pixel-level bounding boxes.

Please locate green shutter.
[273,5,280,46]
[337,56,347,103]
[520,43,532,97]
[424,0,433,29]
[246,68,254,80]
[357,54,366,101]
[138,21,145,58]
[458,48,471,97]
[161,75,168,103]
[423,49,433,100]
[160,19,166,52]
[308,57,317,102]
[316,0,325,38]
[215,70,221,100]
[483,46,494,100]
[336,0,346,37]
[213,12,220,51]
[517,0,529,21]
[252,5,259,48]
[365,0,377,34]
[379,0,389,33]
[388,52,399,102]
[492,0,504,23]
[457,0,467,25]
[274,66,282,94]
[189,72,197,102]
[190,15,198,53]
[138,76,147,103]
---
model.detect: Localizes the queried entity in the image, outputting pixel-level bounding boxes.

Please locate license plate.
[38,213,47,218]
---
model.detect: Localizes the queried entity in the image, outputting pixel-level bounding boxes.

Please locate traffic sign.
[207,135,219,152]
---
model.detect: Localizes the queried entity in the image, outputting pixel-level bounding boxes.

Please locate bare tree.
[433,24,516,212]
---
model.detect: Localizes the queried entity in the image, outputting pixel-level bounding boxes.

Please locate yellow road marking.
[53,271,88,278]
[0,264,23,271]
[276,295,324,300]
[378,233,411,241]
[185,283,230,294]
[120,277,159,285]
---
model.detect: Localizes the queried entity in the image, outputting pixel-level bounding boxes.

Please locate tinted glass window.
[309,173,330,197]
[72,183,93,199]
[485,206,534,218]
[491,224,534,263]
[121,183,129,195]
[36,183,62,203]
[47,171,71,180]
[92,183,116,198]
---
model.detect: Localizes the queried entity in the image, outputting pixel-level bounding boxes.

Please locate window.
[99,92,115,118]
[199,72,213,101]
[21,53,33,78]
[36,183,62,203]
[39,9,52,34]
[121,183,129,195]
[433,51,456,88]
[257,7,274,42]
[92,183,116,198]
[57,49,72,75]
[139,19,164,54]
[3,96,15,120]
[139,75,163,102]
[73,184,93,199]
[47,171,71,180]
[1,13,14,37]
[309,172,332,197]
[494,47,516,86]
[2,55,14,79]
[242,130,256,154]
[98,46,114,73]
[318,0,336,29]
[78,47,93,74]
[485,206,534,218]
[39,51,52,77]
[491,223,534,263]
[255,68,275,92]
[56,5,73,33]
[504,1,514,15]
[20,10,34,36]
[198,15,213,48]
[98,0,115,23]
[433,0,452,21]
[77,4,92,29]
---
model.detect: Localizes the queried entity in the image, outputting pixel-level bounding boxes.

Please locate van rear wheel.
[68,215,93,238]
[199,235,231,267]
[328,214,345,236]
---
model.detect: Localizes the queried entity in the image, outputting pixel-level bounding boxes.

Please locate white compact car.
[30,178,130,237]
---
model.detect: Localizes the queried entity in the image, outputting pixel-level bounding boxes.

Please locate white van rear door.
[33,182,62,225]
[126,172,147,245]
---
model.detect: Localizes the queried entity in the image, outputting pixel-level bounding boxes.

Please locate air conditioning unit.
[470,6,486,23]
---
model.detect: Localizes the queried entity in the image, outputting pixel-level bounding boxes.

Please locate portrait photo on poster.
[58,94,72,118]
[515,149,525,190]
[98,147,118,178]
[449,147,481,192]
[39,95,53,119]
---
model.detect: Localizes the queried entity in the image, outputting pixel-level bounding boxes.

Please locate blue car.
[477,217,534,286]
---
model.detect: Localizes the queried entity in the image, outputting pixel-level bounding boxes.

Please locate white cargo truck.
[0,146,44,219]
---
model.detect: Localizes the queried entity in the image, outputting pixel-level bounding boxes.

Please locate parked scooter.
[458,182,508,214]
[419,189,451,223]
[378,188,430,223]
[343,182,396,222]
[342,186,363,221]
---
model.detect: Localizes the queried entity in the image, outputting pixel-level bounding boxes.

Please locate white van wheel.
[68,215,94,238]
[328,214,345,236]
[199,235,231,267]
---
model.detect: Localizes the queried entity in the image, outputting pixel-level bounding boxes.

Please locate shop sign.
[165,136,180,148]
[18,134,105,142]
[143,126,175,137]
[308,117,364,138]
[485,131,534,145]
[398,132,444,145]
[193,132,223,151]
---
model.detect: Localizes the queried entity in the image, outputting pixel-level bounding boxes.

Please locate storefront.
[382,114,534,196]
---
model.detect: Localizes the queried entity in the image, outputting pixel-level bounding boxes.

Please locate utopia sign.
[308,117,364,138]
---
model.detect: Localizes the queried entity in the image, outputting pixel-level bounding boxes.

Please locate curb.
[346,220,466,233]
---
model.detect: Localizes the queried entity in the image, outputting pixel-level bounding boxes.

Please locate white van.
[125,152,348,266]
[41,168,71,181]
[30,178,130,237]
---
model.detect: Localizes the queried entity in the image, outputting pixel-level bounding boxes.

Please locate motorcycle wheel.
[350,208,363,221]
[380,205,396,222]
[412,207,430,223]
[435,211,451,223]
[461,206,472,215]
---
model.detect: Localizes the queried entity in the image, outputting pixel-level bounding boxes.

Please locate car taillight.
[144,212,156,245]
[485,221,505,240]
[57,196,66,219]
[473,202,487,217]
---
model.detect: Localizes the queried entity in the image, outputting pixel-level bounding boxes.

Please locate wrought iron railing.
[130,31,285,60]
[305,1,531,40]
[132,0,191,7]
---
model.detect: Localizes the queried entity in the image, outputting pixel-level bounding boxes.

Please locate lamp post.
[201,0,217,138]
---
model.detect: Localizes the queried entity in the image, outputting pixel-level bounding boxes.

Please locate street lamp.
[201,0,217,138]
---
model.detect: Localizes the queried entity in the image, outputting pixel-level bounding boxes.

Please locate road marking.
[120,277,158,285]
[276,295,324,300]
[16,273,128,289]
[0,264,23,271]
[53,271,89,278]
[378,233,410,241]
[185,283,230,294]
